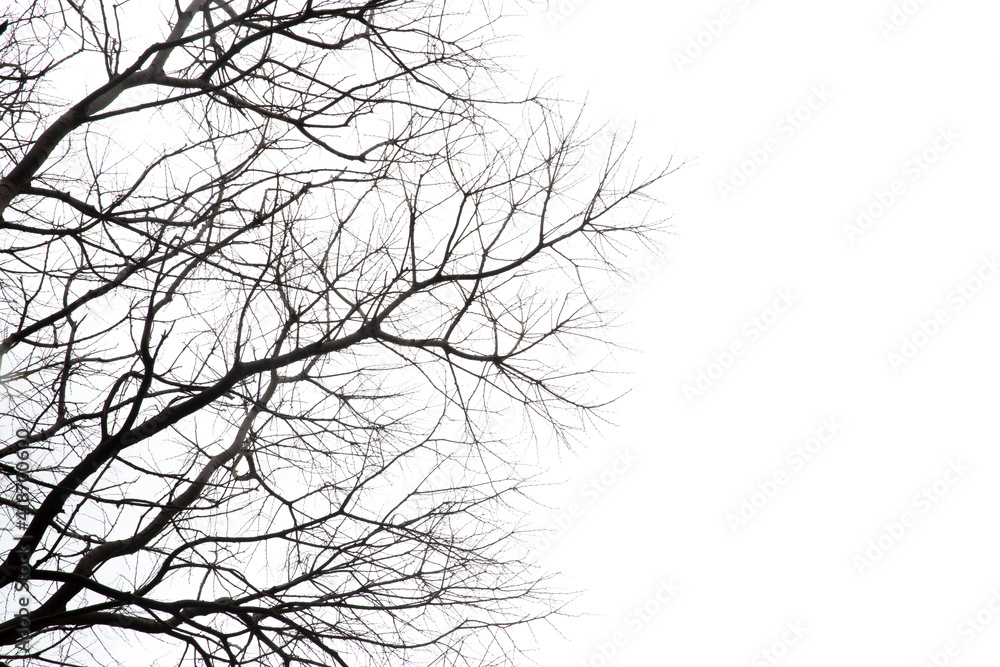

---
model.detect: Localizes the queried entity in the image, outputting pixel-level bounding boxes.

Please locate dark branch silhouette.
[0,1,677,665]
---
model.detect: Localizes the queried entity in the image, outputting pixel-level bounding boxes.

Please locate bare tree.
[0,1,675,665]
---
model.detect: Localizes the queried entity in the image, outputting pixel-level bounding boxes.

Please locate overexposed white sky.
[4,2,999,665]
[511,2,1000,666]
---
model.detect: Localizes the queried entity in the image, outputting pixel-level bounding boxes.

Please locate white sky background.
[4,2,998,666]
[508,1,1000,666]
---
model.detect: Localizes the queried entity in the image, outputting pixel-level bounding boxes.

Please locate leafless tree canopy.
[0,1,674,665]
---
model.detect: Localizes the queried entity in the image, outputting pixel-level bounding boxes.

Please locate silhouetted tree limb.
[0,1,677,665]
